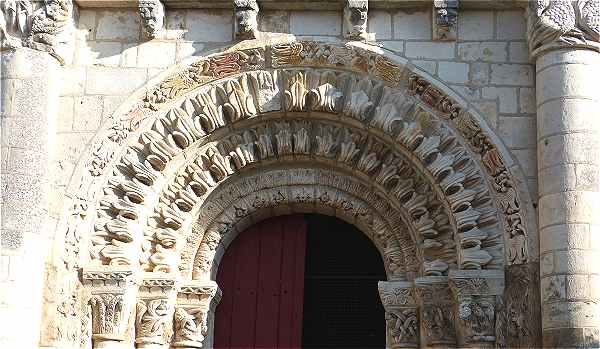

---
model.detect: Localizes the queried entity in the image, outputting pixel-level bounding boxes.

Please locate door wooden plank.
[290,216,307,349]
[254,217,285,348]
[229,225,261,348]
[214,231,241,349]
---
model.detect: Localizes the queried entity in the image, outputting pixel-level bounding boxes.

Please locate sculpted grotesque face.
[348,6,367,34]
[234,0,259,39]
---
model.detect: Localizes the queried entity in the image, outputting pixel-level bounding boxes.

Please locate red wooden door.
[214,215,307,349]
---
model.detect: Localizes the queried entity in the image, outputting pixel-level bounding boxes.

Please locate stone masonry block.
[412,60,435,75]
[541,252,554,276]
[541,275,565,302]
[450,85,480,101]
[468,62,490,86]
[458,42,507,62]
[472,100,498,128]
[6,147,46,177]
[540,224,590,254]
[536,48,600,73]
[86,67,147,95]
[491,64,534,86]
[566,275,590,301]
[96,10,141,42]
[540,191,600,229]
[519,87,536,114]
[369,11,392,40]
[137,42,177,68]
[59,66,86,96]
[57,96,74,132]
[186,10,233,42]
[539,132,600,169]
[538,164,578,197]
[393,10,430,40]
[86,41,123,67]
[405,42,455,60]
[482,87,517,113]
[290,11,341,36]
[438,62,468,84]
[382,41,404,54]
[509,42,530,63]
[77,10,96,40]
[166,10,186,40]
[538,98,600,139]
[512,148,537,177]
[0,230,23,250]
[496,10,526,40]
[537,63,600,105]
[259,11,290,33]
[498,116,535,148]
[73,95,104,131]
[458,11,493,41]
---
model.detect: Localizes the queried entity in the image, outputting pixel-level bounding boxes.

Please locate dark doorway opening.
[302,214,386,349]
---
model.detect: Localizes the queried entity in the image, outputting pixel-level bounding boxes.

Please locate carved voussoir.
[83,266,139,342]
[433,0,459,41]
[173,281,222,348]
[378,281,419,348]
[135,273,178,345]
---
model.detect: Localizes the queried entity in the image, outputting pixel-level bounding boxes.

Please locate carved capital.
[527,0,600,58]
[433,0,459,41]
[234,0,259,40]
[378,281,419,348]
[344,0,373,41]
[415,276,457,346]
[139,0,164,39]
[83,266,138,342]
[135,273,178,345]
[173,281,222,348]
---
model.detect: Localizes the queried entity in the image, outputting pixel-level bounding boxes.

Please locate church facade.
[1,0,599,348]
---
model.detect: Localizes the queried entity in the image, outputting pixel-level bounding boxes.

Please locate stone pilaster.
[83,266,139,349]
[378,281,419,349]
[0,47,59,348]
[415,276,457,348]
[449,270,504,348]
[173,281,222,349]
[527,1,600,347]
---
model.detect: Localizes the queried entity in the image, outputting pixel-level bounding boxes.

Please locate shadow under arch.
[43,37,541,349]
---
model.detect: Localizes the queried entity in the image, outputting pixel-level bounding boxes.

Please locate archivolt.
[80,41,530,285]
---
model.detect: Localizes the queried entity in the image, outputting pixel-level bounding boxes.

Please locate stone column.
[0,47,59,347]
[173,281,222,349]
[527,2,600,347]
[83,267,139,349]
[378,281,419,349]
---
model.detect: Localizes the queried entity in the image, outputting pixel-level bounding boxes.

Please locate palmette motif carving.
[527,0,600,55]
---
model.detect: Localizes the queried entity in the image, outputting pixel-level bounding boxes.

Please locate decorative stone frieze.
[83,267,139,345]
[139,0,165,39]
[527,0,600,57]
[173,281,222,348]
[234,0,259,40]
[378,281,419,348]
[135,274,178,347]
[0,0,74,63]
[415,276,457,347]
[343,0,373,41]
[432,0,459,41]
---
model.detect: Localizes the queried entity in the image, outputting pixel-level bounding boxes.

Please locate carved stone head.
[234,0,259,40]
[139,0,164,39]
[344,0,368,39]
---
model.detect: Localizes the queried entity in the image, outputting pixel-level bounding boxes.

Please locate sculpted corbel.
[343,0,373,41]
[234,0,259,40]
[378,281,419,348]
[135,274,178,347]
[139,0,165,39]
[83,266,139,345]
[433,0,459,41]
[173,281,222,348]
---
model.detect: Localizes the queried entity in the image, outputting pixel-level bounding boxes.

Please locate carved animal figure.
[577,0,600,40]
[528,0,584,50]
